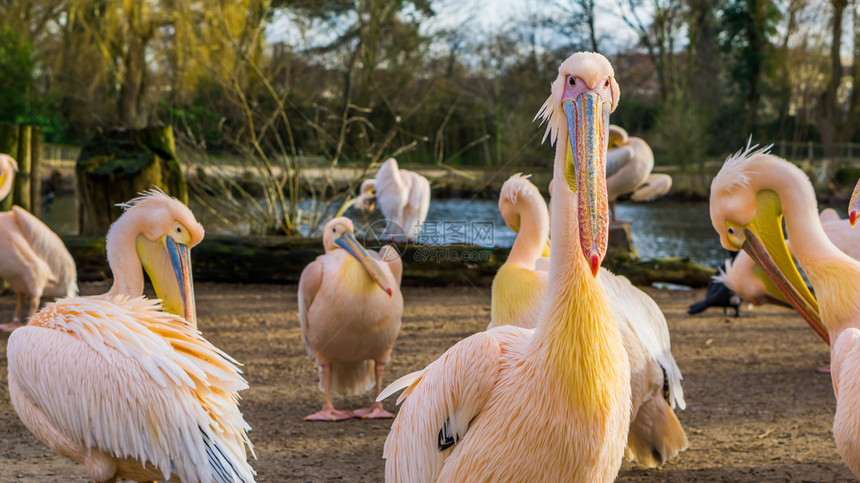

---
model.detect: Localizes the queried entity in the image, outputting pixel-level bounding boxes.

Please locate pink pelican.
[490,172,687,467]
[606,125,672,223]
[299,216,403,421]
[355,158,431,240]
[0,154,77,332]
[378,52,631,481]
[717,208,860,308]
[6,190,255,482]
[709,144,860,476]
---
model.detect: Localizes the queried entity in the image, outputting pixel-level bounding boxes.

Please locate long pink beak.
[563,92,610,277]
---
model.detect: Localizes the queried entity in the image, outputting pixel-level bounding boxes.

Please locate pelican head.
[710,144,827,344]
[499,173,545,233]
[537,51,620,276]
[0,154,18,202]
[323,217,393,296]
[608,125,629,148]
[850,178,860,227]
[107,189,204,325]
[355,179,377,211]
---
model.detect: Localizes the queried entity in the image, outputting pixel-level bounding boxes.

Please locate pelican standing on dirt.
[379,52,631,481]
[606,125,671,223]
[355,158,431,240]
[299,216,403,421]
[709,144,860,476]
[6,190,255,482]
[490,173,688,468]
[0,154,77,331]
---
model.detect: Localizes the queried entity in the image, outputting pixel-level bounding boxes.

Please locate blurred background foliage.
[0,0,856,168]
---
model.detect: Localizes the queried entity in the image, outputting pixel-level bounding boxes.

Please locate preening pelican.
[355,158,431,240]
[0,154,77,332]
[299,216,403,421]
[606,125,671,223]
[379,52,630,481]
[709,145,860,476]
[6,190,255,482]
[714,208,860,308]
[490,172,687,468]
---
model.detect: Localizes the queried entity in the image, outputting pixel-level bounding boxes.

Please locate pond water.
[45,193,758,268]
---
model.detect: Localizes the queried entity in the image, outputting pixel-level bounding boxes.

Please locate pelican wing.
[381,328,519,482]
[377,246,403,286]
[629,174,672,202]
[598,270,686,410]
[11,206,77,296]
[298,259,324,357]
[7,296,254,483]
[605,145,632,179]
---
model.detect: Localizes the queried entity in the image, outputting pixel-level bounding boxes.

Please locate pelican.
[714,208,860,308]
[6,190,255,482]
[490,172,687,468]
[355,158,431,240]
[606,125,671,223]
[709,144,860,476]
[379,52,630,481]
[0,154,77,332]
[299,216,403,421]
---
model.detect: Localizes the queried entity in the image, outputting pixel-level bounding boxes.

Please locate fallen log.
[61,235,713,288]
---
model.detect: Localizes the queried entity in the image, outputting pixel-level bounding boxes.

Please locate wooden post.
[30,126,42,217]
[76,126,188,236]
[0,122,19,211]
[14,125,31,211]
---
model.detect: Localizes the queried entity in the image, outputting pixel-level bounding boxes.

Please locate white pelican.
[379,52,631,481]
[0,153,77,331]
[709,144,860,476]
[299,216,403,421]
[6,190,255,482]
[490,172,687,468]
[606,125,671,223]
[355,158,431,240]
[715,208,860,308]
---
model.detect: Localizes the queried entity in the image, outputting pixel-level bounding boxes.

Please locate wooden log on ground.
[30,126,42,217]
[0,122,18,211]
[14,125,30,211]
[76,126,187,236]
[61,235,713,288]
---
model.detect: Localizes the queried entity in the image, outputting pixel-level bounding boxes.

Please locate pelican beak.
[564,92,610,277]
[750,265,792,307]
[136,234,197,325]
[165,236,197,326]
[849,178,860,226]
[336,231,393,296]
[739,191,827,344]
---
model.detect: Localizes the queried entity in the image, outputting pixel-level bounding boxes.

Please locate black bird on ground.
[688,258,742,316]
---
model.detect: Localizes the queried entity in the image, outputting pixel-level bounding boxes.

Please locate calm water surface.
[47,194,823,269]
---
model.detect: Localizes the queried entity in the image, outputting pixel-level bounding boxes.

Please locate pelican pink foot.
[353,402,394,419]
[305,404,354,422]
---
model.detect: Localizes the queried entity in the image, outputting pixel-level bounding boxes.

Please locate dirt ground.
[0,281,854,482]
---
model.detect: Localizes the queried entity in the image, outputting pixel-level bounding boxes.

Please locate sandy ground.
[0,281,854,482]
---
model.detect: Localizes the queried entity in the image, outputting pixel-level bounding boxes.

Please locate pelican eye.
[568,77,575,87]
[604,78,610,87]
[176,227,182,233]
[727,227,735,235]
